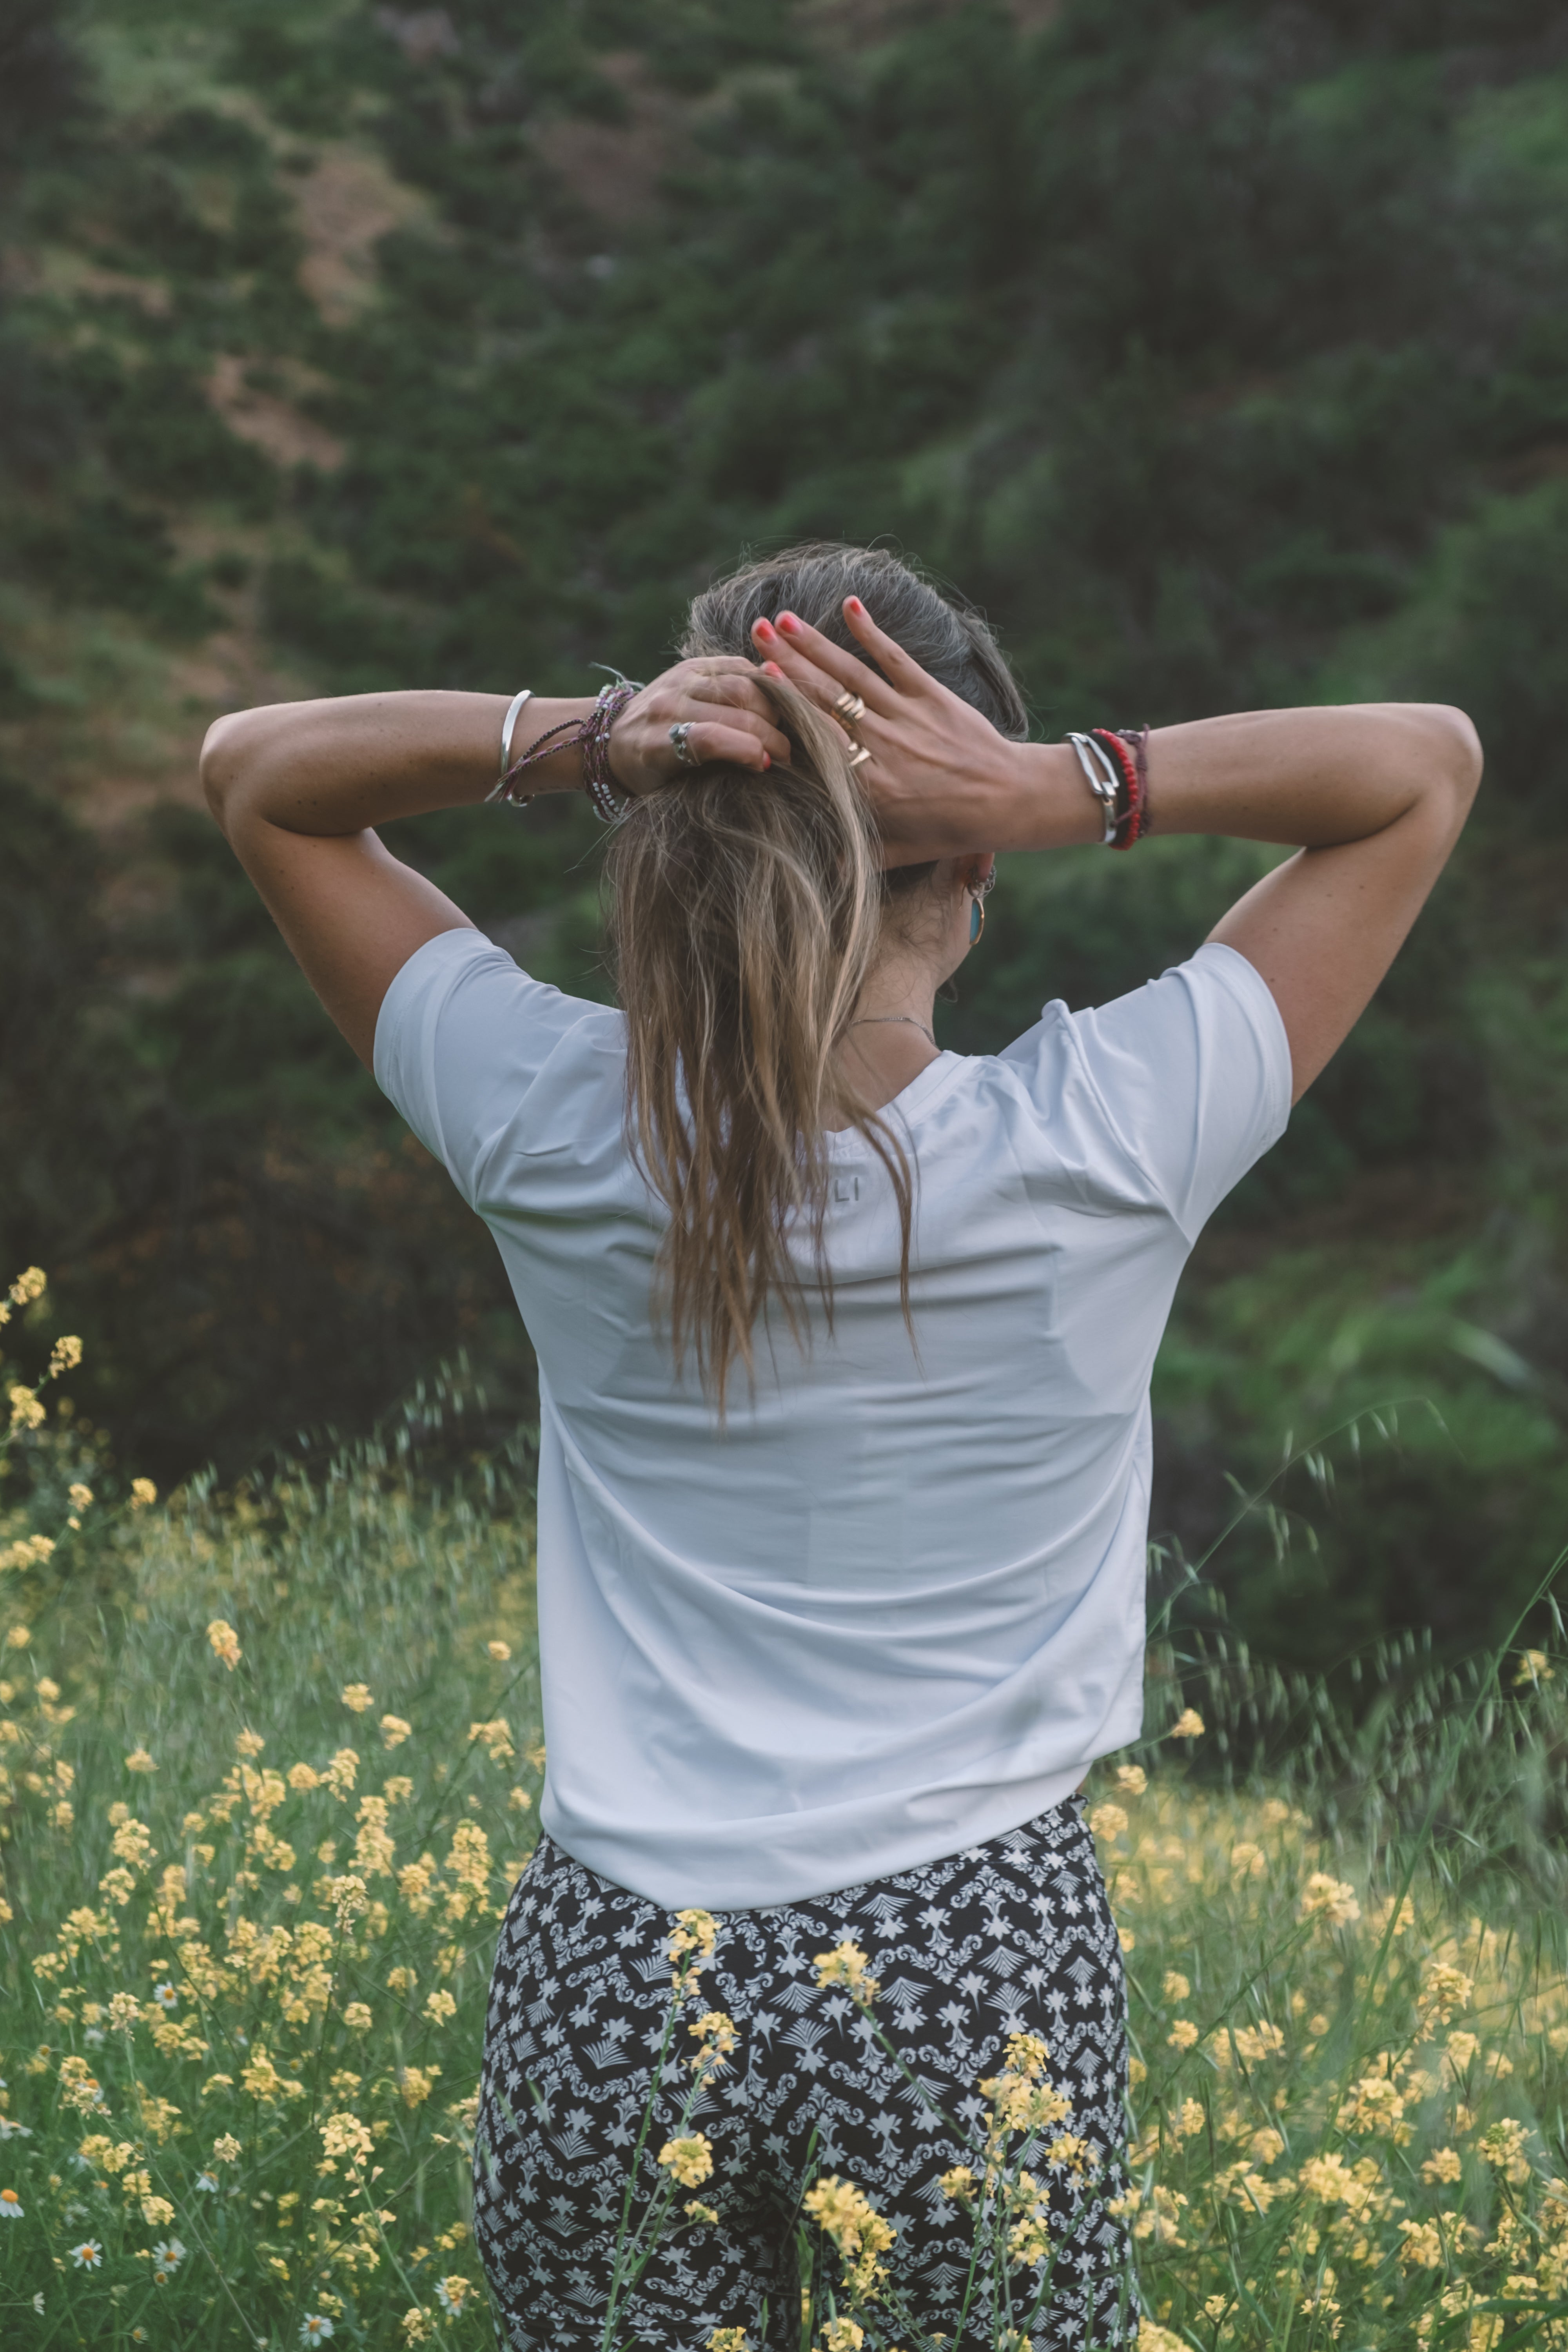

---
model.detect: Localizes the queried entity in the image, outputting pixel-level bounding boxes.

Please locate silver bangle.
[486,687,534,806]
[1065,730,1120,847]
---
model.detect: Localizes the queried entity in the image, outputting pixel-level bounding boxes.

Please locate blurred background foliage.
[2,0,1567,1679]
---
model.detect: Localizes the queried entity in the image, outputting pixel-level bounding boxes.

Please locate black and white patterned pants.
[473,1797,1136,2349]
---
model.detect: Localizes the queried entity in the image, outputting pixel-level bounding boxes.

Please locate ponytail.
[607,676,913,1408]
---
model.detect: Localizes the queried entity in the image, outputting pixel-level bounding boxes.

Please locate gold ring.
[833,690,867,724]
[846,744,872,770]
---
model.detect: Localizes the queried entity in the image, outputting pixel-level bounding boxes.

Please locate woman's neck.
[830,973,941,1121]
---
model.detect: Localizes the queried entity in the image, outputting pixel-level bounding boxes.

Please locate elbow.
[1431,703,1483,818]
[200,713,246,835]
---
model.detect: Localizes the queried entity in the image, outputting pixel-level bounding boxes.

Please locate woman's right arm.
[751,604,1482,1105]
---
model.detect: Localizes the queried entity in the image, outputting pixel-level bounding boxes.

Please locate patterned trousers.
[473,1797,1136,2349]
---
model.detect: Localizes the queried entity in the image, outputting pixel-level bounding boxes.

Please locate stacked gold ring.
[831,686,871,767]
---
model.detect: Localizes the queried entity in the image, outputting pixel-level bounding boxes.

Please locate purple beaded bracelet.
[487,679,643,822]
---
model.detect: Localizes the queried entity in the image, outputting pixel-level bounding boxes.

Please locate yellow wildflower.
[1162,1971,1191,2002]
[8,1387,44,1432]
[1168,1708,1205,1739]
[1424,2148,1464,2183]
[401,2309,432,2343]
[340,1684,374,1715]
[124,1748,156,1775]
[207,1621,241,1671]
[508,1785,533,1811]
[1513,1649,1553,1686]
[288,1762,321,1792]
[5,1626,28,1648]
[129,1478,157,1509]
[1114,1764,1148,1796]
[821,2325,864,2352]
[940,2165,977,2205]
[486,1639,512,1662]
[1167,2020,1200,2050]
[68,1482,93,1512]
[468,1718,515,1765]
[659,2134,715,2188]
[1089,1802,1129,1842]
[398,2065,440,2108]
[380,1715,412,1749]
[708,2332,752,2352]
[48,1336,83,1375]
[689,2010,739,2074]
[813,1940,880,2006]
[1299,1872,1361,1927]
[235,1729,266,1759]
[1420,1963,1474,2025]
[1399,2219,1446,2269]
[423,1989,457,2024]
[7,1266,46,1307]
[343,2003,373,2032]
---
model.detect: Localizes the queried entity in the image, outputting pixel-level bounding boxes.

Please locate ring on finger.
[846,744,872,770]
[668,722,701,769]
[833,689,867,724]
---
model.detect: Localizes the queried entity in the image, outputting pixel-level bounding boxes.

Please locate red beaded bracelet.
[1089,725,1151,849]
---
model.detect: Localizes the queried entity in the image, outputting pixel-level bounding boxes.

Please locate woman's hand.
[749,598,1026,860]
[608,657,792,794]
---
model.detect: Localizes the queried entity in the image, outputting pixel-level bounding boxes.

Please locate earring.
[969,894,985,947]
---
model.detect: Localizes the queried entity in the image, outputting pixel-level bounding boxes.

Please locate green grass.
[2,1303,1567,2348]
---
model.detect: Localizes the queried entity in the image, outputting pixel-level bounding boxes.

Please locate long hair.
[607,542,1027,1407]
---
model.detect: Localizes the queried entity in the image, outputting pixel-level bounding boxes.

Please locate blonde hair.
[607,675,913,1407]
[608,541,1028,1407]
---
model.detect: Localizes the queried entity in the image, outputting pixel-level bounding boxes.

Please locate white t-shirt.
[375,928,1290,1909]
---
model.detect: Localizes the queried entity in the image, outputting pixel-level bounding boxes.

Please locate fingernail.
[778,612,802,634]
[761,752,771,770]
[753,617,775,640]
[762,661,784,677]
[847,597,864,616]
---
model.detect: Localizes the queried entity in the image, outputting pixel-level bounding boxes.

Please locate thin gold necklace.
[846,1014,937,1049]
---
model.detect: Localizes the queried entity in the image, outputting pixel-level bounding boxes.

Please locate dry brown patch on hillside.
[533,53,686,230]
[292,143,433,324]
[206,354,346,472]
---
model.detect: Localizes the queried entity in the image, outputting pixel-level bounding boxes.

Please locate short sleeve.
[372,927,626,1212]
[1058,942,1291,1240]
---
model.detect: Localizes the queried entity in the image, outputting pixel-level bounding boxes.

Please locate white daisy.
[299,2318,336,2344]
[152,1983,178,2011]
[152,2238,186,2271]
[0,2187,22,2219]
[0,2119,31,2139]
[196,2170,220,2192]
[71,2239,104,2269]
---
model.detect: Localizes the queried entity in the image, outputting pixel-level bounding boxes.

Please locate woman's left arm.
[203,668,788,1068]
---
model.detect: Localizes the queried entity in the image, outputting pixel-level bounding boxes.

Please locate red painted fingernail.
[761,752,771,770]
[847,597,864,615]
[779,612,802,634]
[762,660,784,677]
[753,617,775,639]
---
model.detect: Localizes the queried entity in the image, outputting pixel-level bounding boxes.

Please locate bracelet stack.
[1065,726,1151,849]
[486,679,644,823]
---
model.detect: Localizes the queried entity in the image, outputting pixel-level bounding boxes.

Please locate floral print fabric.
[474,1797,1136,2349]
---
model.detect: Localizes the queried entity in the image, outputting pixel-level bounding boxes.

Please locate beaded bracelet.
[1090,725,1152,850]
[487,679,644,822]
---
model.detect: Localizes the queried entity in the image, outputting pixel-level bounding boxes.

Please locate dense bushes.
[2,0,1566,1654]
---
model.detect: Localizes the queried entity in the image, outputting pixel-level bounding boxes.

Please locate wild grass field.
[4,1277,1567,2351]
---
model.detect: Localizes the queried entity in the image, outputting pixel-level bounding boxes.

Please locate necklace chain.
[846,1014,937,1049]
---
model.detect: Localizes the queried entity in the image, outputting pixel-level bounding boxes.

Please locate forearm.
[201,690,596,839]
[993,702,1481,855]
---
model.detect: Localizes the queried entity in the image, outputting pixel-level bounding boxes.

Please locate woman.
[203,543,1480,2348]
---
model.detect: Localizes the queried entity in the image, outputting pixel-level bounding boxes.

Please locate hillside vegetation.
[2,0,1568,1668]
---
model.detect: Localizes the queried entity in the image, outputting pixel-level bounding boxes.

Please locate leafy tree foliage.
[3,0,1568,1668]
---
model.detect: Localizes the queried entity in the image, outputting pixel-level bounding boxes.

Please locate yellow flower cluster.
[0,1626,534,2344]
